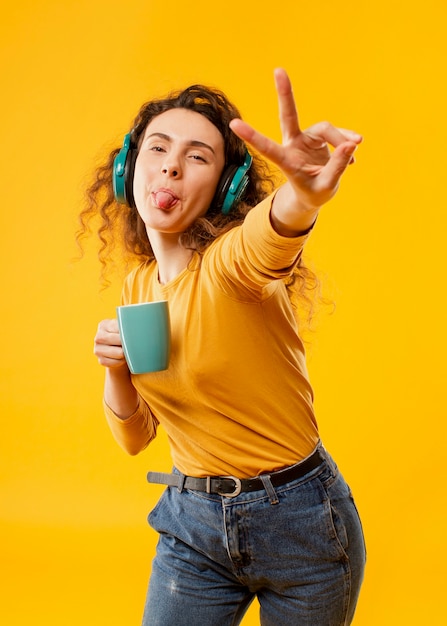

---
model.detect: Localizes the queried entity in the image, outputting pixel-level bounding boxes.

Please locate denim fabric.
[142,446,366,625]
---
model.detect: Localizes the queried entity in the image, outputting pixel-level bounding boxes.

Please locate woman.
[79,68,366,625]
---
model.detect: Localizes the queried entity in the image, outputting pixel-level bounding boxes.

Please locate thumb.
[321,142,358,189]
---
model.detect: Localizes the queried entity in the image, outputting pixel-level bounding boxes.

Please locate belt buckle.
[217,476,242,498]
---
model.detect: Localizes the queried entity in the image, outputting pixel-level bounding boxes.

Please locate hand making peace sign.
[229,68,362,236]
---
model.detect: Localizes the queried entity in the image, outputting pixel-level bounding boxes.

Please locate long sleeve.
[103,395,159,455]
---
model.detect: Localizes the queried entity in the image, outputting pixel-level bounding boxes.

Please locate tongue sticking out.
[153,191,177,209]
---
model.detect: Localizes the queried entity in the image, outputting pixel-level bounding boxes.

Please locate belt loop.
[177,473,186,493]
[260,474,279,505]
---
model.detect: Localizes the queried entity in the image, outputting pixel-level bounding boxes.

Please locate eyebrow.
[146,132,216,155]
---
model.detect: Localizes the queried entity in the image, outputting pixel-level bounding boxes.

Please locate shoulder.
[121,259,157,303]
[124,259,155,284]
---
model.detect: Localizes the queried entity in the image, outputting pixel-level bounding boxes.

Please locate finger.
[274,68,302,143]
[318,142,358,189]
[94,340,127,370]
[98,318,119,333]
[95,320,122,347]
[337,128,363,144]
[304,122,362,150]
[94,344,125,361]
[229,119,286,167]
[97,355,127,369]
[95,331,122,347]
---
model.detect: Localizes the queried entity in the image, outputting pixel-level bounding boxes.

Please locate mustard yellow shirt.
[104,194,319,478]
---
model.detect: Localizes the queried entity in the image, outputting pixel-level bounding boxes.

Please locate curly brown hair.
[76,83,322,324]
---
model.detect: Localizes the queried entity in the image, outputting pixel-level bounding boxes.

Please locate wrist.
[270,185,319,237]
[104,366,139,420]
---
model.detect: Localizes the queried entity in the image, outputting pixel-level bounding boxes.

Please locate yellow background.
[1,1,446,624]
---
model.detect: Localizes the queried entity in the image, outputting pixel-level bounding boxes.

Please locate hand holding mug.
[94,318,127,369]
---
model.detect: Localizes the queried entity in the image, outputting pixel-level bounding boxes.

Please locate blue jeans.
[142,445,366,625]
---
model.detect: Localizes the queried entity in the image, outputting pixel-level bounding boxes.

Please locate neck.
[147,229,194,285]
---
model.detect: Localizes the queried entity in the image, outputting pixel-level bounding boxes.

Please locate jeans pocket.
[317,473,350,559]
[147,487,169,530]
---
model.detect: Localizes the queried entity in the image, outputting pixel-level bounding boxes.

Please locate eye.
[149,145,165,153]
[189,153,207,162]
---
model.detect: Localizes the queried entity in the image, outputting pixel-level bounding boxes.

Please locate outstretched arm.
[229,68,362,237]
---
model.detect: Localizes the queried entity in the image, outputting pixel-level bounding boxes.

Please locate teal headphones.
[112,133,136,208]
[112,133,252,214]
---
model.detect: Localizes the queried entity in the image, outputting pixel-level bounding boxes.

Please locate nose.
[161,155,181,178]
[162,166,179,177]
[161,167,178,178]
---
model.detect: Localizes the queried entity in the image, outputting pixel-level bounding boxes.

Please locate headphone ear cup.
[113,134,137,208]
[123,148,137,209]
[209,151,253,215]
[210,165,239,214]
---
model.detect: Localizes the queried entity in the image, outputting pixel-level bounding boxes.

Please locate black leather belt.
[147,447,323,498]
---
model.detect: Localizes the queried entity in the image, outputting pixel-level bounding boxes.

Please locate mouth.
[151,189,179,210]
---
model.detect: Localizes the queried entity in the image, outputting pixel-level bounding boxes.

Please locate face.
[133,108,226,235]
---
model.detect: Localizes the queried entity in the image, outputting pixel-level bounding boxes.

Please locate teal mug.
[117,301,170,374]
